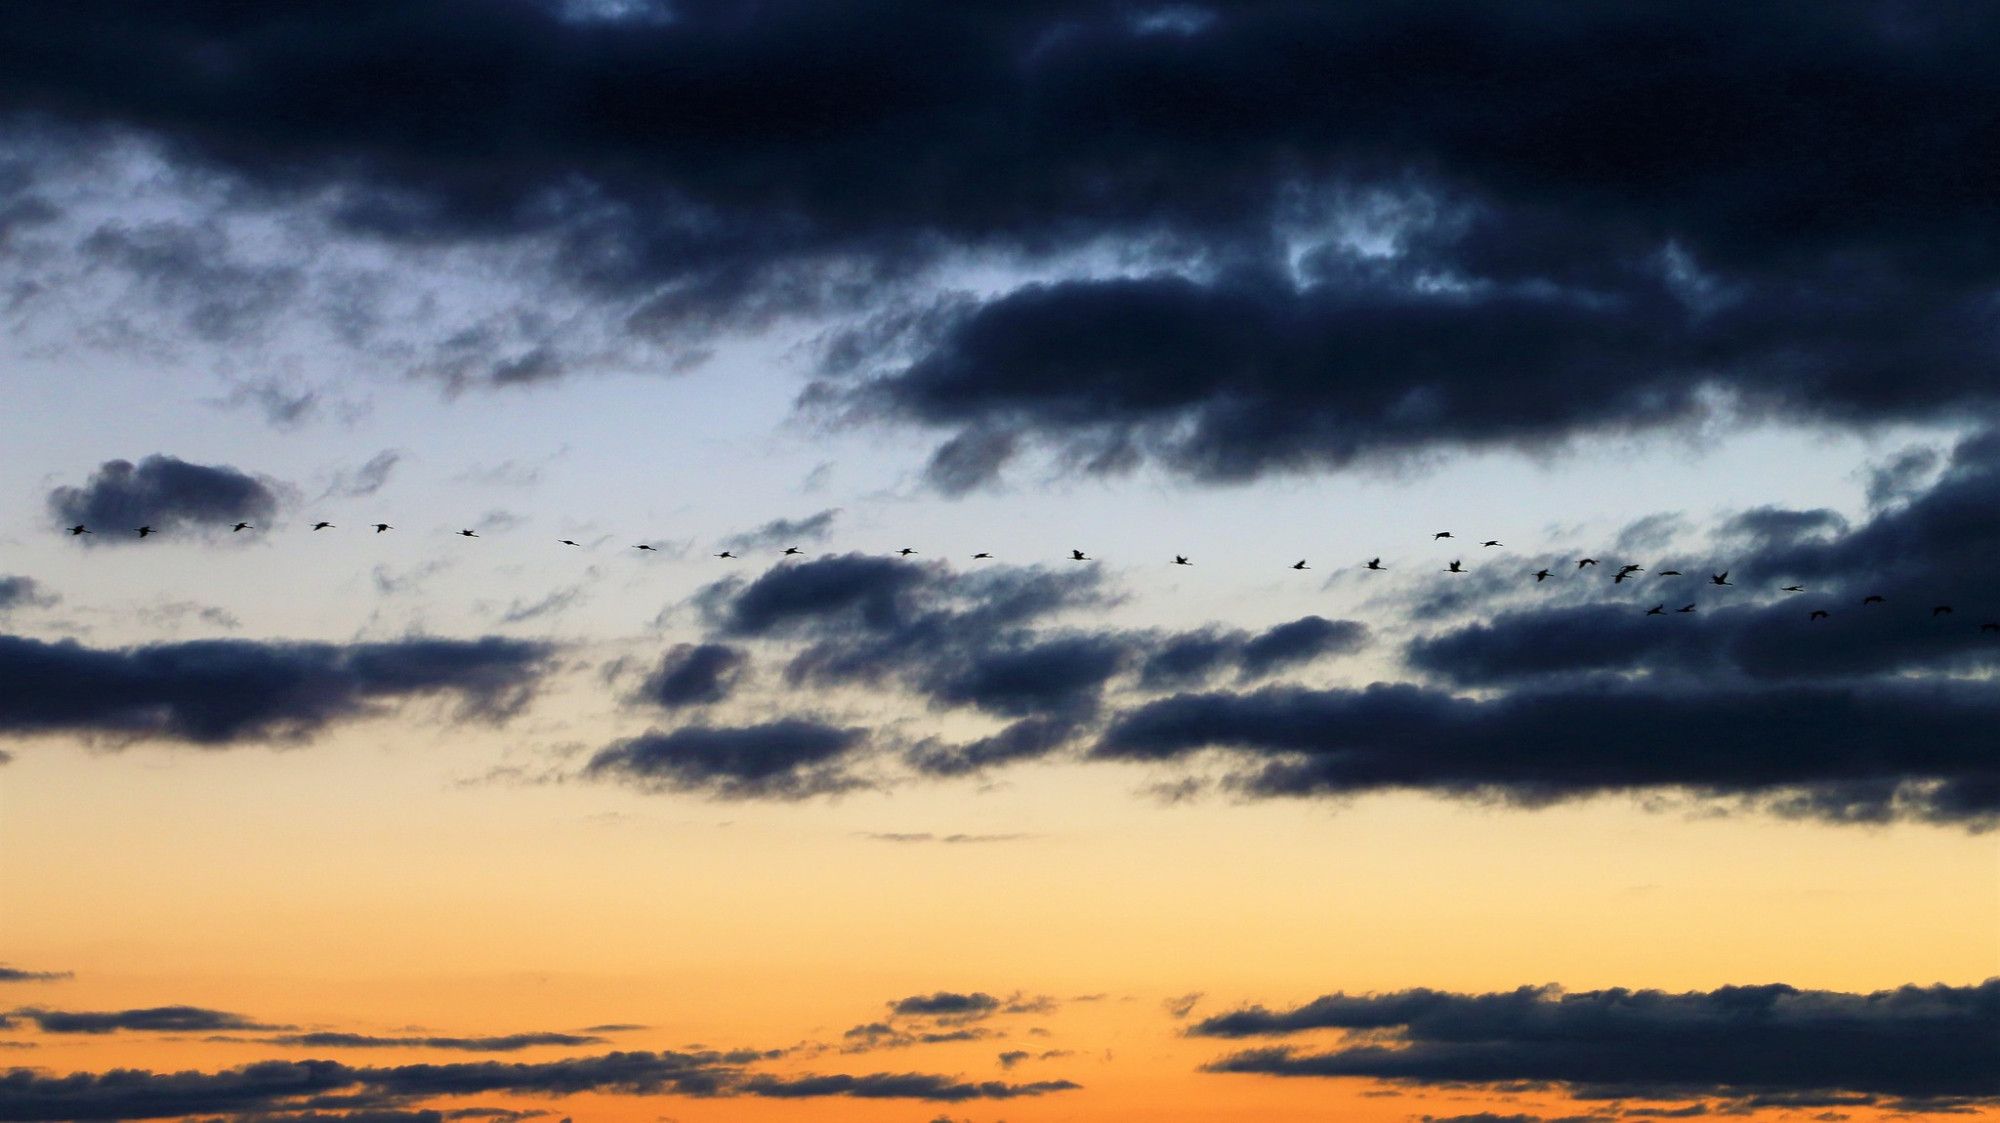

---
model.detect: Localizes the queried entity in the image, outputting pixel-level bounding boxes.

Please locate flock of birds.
[58,522,1999,631]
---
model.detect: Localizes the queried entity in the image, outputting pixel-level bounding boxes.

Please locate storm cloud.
[1193,981,2000,1106]
[0,633,552,744]
[47,455,281,539]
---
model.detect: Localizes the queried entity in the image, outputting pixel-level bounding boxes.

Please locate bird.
[1780,585,1804,592]
[231,522,252,532]
[1862,594,1885,605]
[373,523,392,533]
[559,539,580,546]
[1933,605,1953,617]
[1810,609,1831,621]
[634,544,657,552]
[1071,549,1090,561]
[66,525,89,535]
[1444,560,1464,574]
[1711,572,1732,586]
[1677,604,1696,613]
[458,529,478,538]
[897,547,916,556]
[1657,569,1683,577]
[1482,539,1503,547]
[1433,531,1454,540]
[1532,568,1553,581]
[1174,555,1191,566]
[783,546,802,555]
[1291,559,1309,570]
[1577,558,1598,569]
[972,552,993,559]
[1981,622,2000,633]
[715,551,736,559]
[1616,563,1644,576]
[1646,604,1665,615]
[1364,558,1384,571]
[312,521,334,531]
[1614,565,1643,583]
[135,526,153,537]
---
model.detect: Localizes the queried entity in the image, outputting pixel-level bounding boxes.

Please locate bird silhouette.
[231,522,252,532]
[66,525,89,535]
[312,521,333,531]
[1781,585,1804,592]
[1364,558,1384,570]
[1677,604,1696,613]
[458,529,478,538]
[1434,531,1454,540]
[715,551,736,559]
[897,547,916,556]
[1614,566,1642,584]
[1810,609,1831,621]
[783,546,802,555]
[634,544,657,552]
[135,526,153,537]
[1711,572,1732,586]
[1174,555,1191,566]
[1071,549,1090,561]
[1532,568,1553,581]
[374,523,392,533]
[972,552,993,559]
[1577,558,1598,569]
[1292,559,1309,570]
[1862,594,1885,605]
[1981,622,2000,633]
[560,539,580,546]
[1646,604,1665,615]
[1482,539,1503,547]
[1933,605,1953,617]
[1657,569,1683,577]
[1444,560,1464,574]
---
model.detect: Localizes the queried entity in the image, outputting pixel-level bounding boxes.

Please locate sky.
[1,2,1997,1121]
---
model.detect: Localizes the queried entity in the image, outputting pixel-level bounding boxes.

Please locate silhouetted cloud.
[16,1005,281,1034]
[637,644,746,709]
[48,455,280,539]
[720,509,840,552]
[1193,981,2000,1105]
[0,1048,1080,1119]
[0,968,70,984]
[0,578,55,615]
[583,720,867,799]
[263,1033,606,1053]
[0,633,552,744]
[889,993,1001,1020]
[321,451,402,501]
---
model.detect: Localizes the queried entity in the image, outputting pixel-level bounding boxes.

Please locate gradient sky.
[2,4,1997,1122]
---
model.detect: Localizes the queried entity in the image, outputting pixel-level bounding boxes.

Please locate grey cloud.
[48,455,281,539]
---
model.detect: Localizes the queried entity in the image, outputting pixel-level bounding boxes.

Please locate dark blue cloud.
[637,643,745,709]
[0,633,552,744]
[584,720,866,799]
[16,1006,279,1034]
[47,456,280,539]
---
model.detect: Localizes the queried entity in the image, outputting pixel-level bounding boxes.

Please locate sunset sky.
[1,3,1997,1121]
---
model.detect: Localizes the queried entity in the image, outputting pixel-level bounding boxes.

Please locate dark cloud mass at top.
[47,456,280,538]
[3,2,1995,477]
[1192,981,2000,1108]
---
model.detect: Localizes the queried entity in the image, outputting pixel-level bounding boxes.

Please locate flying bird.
[1810,609,1831,621]
[458,529,478,538]
[232,522,252,532]
[1444,560,1464,573]
[1364,558,1384,571]
[1933,605,1953,617]
[312,521,334,531]
[1613,566,1643,583]
[1862,594,1885,605]
[1174,555,1191,566]
[1071,549,1090,561]
[1646,604,1665,615]
[897,547,917,556]
[66,525,89,535]
[1780,585,1804,592]
[1981,622,2000,633]
[374,523,392,533]
[1677,604,1696,613]
[1577,558,1598,569]
[1292,559,1308,570]
[1482,540,1503,547]
[135,526,153,537]
[634,544,657,552]
[1532,568,1553,581]
[1657,569,1683,577]
[1711,572,1732,586]
[560,539,580,546]
[715,551,736,559]
[972,552,993,559]
[1433,531,1454,540]
[783,546,802,555]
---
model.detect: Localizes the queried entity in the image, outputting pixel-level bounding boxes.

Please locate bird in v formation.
[53,522,1992,629]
